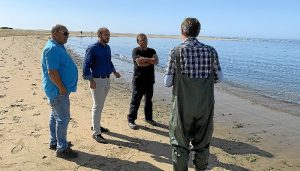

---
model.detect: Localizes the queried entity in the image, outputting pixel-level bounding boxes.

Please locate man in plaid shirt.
[165,18,223,171]
[165,29,222,83]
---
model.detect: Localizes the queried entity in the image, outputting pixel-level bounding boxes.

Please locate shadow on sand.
[65,122,273,170]
[106,131,171,164]
[66,150,163,171]
[132,122,273,171]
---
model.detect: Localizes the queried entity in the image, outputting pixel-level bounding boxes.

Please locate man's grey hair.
[97,27,109,37]
[181,18,201,37]
[51,24,67,34]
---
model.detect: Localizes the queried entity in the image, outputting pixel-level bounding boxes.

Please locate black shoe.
[56,147,78,158]
[91,126,109,133]
[128,122,138,130]
[92,134,107,144]
[145,120,157,126]
[100,127,109,132]
[49,141,72,150]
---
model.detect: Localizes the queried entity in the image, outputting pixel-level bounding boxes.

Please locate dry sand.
[1,30,300,171]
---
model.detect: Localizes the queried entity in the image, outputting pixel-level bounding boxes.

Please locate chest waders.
[169,47,214,171]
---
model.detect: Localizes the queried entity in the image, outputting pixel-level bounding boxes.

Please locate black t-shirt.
[132,47,156,84]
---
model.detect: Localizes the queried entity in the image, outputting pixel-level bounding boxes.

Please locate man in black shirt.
[128,33,159,129]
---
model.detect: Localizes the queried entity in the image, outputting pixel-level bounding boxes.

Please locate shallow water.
[66,36,300,105]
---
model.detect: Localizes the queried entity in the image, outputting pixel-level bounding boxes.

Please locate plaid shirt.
[166,37,222,82]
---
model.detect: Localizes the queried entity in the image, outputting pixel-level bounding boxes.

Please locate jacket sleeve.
[82,47,94,80]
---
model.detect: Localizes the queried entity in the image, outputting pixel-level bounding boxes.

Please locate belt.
[93,75,110,78]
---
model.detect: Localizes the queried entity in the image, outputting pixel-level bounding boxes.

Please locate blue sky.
[1,0,300,39]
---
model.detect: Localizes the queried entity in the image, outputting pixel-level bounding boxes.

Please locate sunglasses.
[58,31,69,36]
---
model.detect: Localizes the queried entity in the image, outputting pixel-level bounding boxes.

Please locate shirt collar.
[183,37,198,43]
[96,41,107,48]
[50,39,64,47]
[182,37,199,46]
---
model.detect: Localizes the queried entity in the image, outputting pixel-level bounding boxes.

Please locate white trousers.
[90,78,110,135]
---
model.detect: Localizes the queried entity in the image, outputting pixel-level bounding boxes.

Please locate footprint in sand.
[11,145,23,154]
[233,122,245,129]
[248,135,262,143]
[0,116,7,120]
[0,94,6,98]
[33,112,40,116]
[13,116,21,123]
[0,109,8,115]
[70,118,79,128]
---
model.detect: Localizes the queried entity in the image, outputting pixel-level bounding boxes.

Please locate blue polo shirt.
[41,39,78,101]
[82,42,116,80]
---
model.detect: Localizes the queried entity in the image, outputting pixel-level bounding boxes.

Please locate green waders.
[169,47,214,171]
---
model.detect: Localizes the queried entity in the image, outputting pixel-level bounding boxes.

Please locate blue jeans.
[49,94,70,152]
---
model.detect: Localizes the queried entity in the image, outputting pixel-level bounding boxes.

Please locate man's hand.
[48,69,68,95]
[59,86,67,95]
[135,56,150,67]
[113,72,121,78]
[89,79,96,89]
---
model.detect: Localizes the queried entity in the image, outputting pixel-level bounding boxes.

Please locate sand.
[1,29,300,171]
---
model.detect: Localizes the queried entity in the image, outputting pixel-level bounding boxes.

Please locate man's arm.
[163,48,176,87]
[146,54,158,65]
[212,48,223,83]
[110,61,121,78]
[48,70,67,95]
[82,47,94,80]
[165,48,176,75]
[136,54,158,66]
[82,47,97,89]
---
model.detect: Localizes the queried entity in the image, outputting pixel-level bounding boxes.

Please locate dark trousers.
[128,83,153,123]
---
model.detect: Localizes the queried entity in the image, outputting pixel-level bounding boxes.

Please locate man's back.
[167,37,222,82]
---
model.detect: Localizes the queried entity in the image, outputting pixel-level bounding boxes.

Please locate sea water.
[66,36,300,105]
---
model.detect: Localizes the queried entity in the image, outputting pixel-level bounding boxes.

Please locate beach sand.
[1,30,300,171]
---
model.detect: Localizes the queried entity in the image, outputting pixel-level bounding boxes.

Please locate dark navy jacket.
[82,42,116,80]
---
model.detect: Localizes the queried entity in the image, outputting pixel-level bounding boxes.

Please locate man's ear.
[181,28,187,37]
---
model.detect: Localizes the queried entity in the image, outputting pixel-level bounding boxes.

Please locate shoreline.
[215,83,300,117]
[1,31,300,170]
[69,47,300,118]
[0,28,252,41]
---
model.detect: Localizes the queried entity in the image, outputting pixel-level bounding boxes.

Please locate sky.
[1,0,300,39]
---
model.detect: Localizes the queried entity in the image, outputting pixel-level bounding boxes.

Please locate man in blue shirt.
[41,24,78,158]
[83,27,121,144]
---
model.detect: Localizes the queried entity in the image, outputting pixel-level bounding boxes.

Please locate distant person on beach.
[83,27,121,144]
[164,18,223,170]
[41,24,78,158]
[127,33,159,130]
